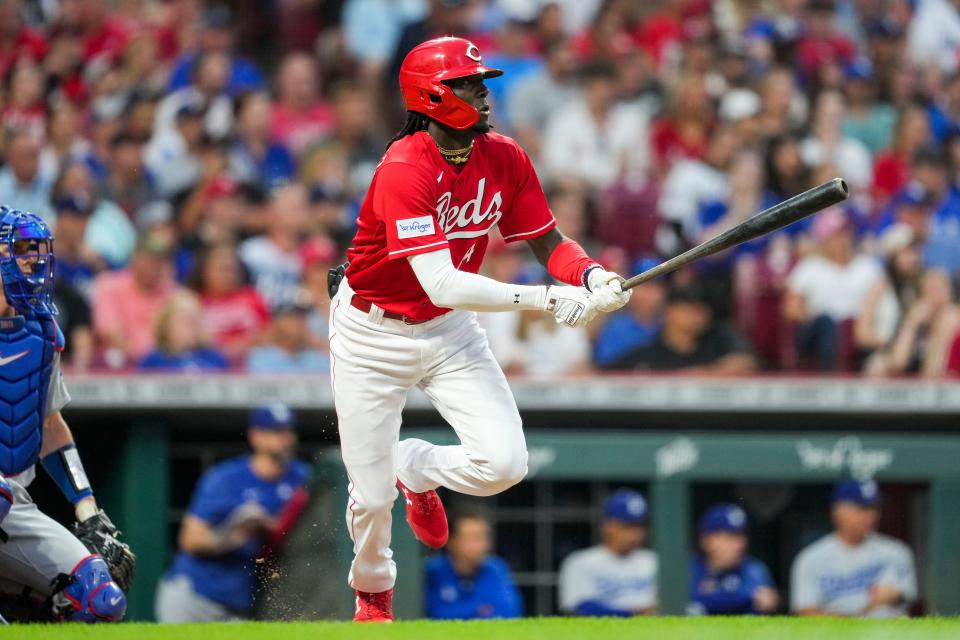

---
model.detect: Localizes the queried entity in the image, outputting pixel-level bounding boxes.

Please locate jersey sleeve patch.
[396,216,436,239]
[375,162,448,261]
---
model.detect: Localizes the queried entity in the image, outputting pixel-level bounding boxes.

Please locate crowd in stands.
[5,0,960,376]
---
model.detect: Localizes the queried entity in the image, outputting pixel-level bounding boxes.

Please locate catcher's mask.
[0,206,57,317]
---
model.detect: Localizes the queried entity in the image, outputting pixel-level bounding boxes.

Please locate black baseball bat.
[621,177,849,291]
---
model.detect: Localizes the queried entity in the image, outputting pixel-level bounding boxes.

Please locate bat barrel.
[621,178,849,291]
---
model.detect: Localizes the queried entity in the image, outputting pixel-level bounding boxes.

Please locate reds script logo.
[436,178,503,239]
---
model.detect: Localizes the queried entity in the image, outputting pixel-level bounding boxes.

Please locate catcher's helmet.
[0,205,56,317]
[399,36,503,130]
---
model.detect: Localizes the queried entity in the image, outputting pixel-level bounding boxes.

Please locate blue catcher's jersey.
[0,314,62,475]
[689,554,776,615]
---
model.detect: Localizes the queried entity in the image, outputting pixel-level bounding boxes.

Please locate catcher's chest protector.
[0,315,55,475]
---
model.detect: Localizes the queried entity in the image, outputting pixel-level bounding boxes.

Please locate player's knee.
[478,446,528,494]
[63,555,127,622]
[348,486,398,518]
[498,448,529,488]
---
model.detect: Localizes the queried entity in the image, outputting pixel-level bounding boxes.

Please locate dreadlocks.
[386,111,431,151]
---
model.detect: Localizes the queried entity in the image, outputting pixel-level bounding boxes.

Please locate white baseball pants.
[329,278,528,593]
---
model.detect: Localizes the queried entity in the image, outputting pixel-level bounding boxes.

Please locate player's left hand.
[587,268,632,313]
[73,509,136,593]
[544,285,598,328]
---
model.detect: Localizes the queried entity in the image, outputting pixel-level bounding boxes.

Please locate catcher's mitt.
[73,510,136,593]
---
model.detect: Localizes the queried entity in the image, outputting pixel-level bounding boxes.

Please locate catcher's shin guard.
[62,555,126,622]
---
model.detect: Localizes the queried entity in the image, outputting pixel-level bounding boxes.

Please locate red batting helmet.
[398,36,503,130]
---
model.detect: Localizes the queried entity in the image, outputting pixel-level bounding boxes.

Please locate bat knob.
[833,177,850,199]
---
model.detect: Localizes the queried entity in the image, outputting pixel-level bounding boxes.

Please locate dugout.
[273,431,958,619]
[38,374,960,620]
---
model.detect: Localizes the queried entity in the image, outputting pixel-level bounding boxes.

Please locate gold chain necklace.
[437,141,474,165]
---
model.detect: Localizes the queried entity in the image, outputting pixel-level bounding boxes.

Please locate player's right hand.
[587,268,632,313]
[543,285,597,328]
[866,584,902,611]
[752,586,779,613]
[218,504,276,550]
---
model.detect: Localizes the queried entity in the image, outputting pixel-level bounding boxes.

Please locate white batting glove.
[543,285,598,328]
[587,268,632,313]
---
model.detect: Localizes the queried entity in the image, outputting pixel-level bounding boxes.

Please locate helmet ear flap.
[402,80,478,130]
[436,96,480,130]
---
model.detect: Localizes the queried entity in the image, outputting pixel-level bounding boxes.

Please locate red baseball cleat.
[354,589,394,622]
[397,480,448,548]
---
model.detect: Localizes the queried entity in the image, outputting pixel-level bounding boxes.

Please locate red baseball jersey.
[346,130,556,321]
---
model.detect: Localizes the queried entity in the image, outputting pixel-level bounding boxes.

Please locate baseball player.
[790,480,917,617]
[557,489,658,616]
[688,504,779,615]
[424,506,522,620]
[155,403,310,622]
[0,206,131,622]
[328,36,631,621]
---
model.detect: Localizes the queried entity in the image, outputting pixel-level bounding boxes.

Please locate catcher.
[0,206,134,623]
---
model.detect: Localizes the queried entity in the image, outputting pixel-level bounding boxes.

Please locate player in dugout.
[688,503,779,615]
[155,404,310,622]
[327,36,632,621]
[790,480,917,617]
[424,505,522,620]
[558,489,658,617]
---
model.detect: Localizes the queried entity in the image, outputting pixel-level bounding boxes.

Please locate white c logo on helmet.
[466,44,482,62]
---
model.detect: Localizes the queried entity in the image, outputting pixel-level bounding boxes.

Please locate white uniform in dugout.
[331,36,631,621]
[559,546,658,614]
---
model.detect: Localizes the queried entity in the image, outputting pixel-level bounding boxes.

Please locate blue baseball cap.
[832,480,881,507]
[604,488,648,524]
[53,194,93,216]
[249,403,297,431]
[895,181,934,207]
[175,98,206,120]
[700,503,748,534]
[844,57,873,80]
[868,17,904,39]
[745,18,776,41]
